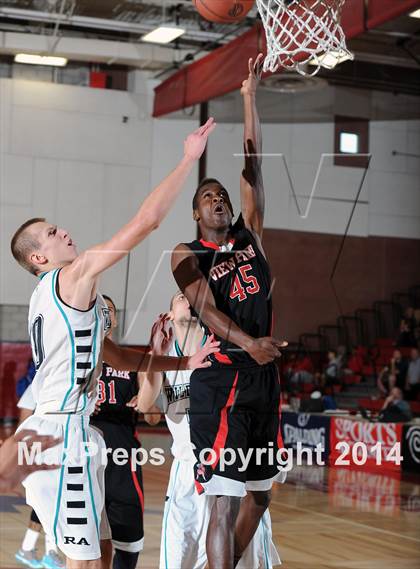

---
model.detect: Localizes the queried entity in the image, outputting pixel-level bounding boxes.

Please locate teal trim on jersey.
[38,272,49,281]
[51,269,76,412]
[174,333,207,357]
[163,460,180,569]
[262,517,269,569]
[81,415,100,540]
[174,340,183,357]
[80,305,99,412]
[53,414,71,544]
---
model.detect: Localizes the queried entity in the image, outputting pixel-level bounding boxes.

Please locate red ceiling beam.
[367,0,420,29]
[153,0,420,117]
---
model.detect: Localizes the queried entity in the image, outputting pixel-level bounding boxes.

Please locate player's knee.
[112,549,139,569]
[250,490,271,510]
[214,495,241,522]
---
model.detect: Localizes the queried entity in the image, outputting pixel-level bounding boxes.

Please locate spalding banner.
[281,411,331,462]
[402,425,420,473]
[329,417,403,472]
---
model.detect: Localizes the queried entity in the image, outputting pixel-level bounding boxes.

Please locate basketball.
[193,0,254,23]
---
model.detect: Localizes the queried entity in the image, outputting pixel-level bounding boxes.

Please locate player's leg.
[15,510,43,569]
[41,531,65,569]
[62,556,101,569]
[100,539,112,569]
[104,462,144,569]
[189,368,250,568]
[239,365,285,566]
[160,459,213,569]
[237,509,281,569]
[233,490,271,566]
[206,495,241,569]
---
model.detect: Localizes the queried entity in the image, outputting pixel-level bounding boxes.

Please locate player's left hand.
[241,53,264,96]
[186,334,220,370]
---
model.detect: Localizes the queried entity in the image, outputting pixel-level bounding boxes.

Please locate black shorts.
[94,421,144,552]
[189,363,286,497]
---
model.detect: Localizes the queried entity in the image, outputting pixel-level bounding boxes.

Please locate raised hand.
[241,53,264,97]
[184,118,217,160]
[149,313,174,356]
[187,334,220,370]
[246,336,288,365]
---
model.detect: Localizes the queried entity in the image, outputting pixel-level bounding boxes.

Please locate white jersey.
[161,340,197,461]
[17,384,36,411]
[28,268,110,416]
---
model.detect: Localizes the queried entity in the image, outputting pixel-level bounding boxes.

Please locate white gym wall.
[0,71,419,343]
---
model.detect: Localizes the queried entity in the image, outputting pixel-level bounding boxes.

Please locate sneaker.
[15,549,43,569]
[41,551,65,569]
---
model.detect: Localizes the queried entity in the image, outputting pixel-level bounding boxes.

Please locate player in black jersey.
[171,54,287,569]
[91,295,145,569]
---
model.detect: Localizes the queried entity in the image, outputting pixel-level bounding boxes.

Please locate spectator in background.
[378,387,412,422]
[343,346,364,376]
[404,307,417,333]
[396,319,417,348]
[300,389,337,413]
[337,345,348,370]
[16,358,36,399]
[405,348,420,401]
[285,353,314,390]
[377,349,408,396]
[321,350,342,387]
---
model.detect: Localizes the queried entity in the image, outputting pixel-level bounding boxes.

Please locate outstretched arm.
[136,314,173,413]
[61,119,216,308]
[172,243,285,365]
[103,334,218,373]
[240,54,265,239]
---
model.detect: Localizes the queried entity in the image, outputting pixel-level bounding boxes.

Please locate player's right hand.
[187,334,220,370]
[149,313,173,356]
[0,430,62,493]
[246,337,288,365]
[184,118,217,161]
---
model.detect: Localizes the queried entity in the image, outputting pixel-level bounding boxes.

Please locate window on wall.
[334,116,370,168]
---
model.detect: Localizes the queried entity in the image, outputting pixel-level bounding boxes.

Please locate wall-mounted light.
[339,132,359,154]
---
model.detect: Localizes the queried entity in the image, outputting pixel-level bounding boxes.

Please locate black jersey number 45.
[229,264,260,302]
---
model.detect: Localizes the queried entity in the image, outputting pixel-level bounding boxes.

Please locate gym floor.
[1,430,419,569]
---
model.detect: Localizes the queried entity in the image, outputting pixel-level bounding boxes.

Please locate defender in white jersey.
[137,292,281,569]
[10,119,217,569]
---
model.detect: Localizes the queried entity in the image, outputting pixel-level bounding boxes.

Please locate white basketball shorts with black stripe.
[17,414,111,560]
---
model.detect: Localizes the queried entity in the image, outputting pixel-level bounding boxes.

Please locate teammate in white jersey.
[135,292,281,569]
[9,119,218,569]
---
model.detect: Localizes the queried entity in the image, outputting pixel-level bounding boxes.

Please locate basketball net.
[256,0,353,76]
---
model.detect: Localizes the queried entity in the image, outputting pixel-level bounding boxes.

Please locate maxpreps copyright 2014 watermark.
[18,441,403,471]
